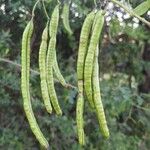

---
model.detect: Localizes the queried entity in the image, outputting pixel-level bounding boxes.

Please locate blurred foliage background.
[0,0,150,149]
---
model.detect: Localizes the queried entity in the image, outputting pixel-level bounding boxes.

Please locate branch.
[132,104,150,112]
[0,58,77,91]
[32,0,40,18]
[110,0,150,27]
[0,58,39,75]
[41,0,50,20]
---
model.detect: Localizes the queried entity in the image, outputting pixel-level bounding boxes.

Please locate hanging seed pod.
[84,10,103,108]
[46,36,62,115]
[92,46,110,138]
[39,22,52,114]
[46,4,63,115]
[62,3,73,35]
[49,4,59,37]
[76,11,96,145]
[77,11,95,109]
[53,52,67,87]
[76,81,85,145]
[49,4,67,87]
[21,19,49,149]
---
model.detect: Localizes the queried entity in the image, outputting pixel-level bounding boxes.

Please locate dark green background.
[0,0,150,149]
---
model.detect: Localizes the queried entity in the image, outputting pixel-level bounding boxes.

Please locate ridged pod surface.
[77,11,95,80]
[76,81,85,145]
[84,11,103,108]
[39,23,52,114]
[49,4,67,87]
[49,5,59,37]
[46,5,62,115]
[62,3,73,35]
[77,11,95,108]
[76,11,95,144]
[46,36,62,115]
[53,51,67,87]
[92,46,110,138]
[21,20,49,149]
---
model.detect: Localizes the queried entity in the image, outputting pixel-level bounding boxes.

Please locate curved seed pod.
[53,51,67,87]
[76,11,95,145]
[76,80,85,145]
[49,4,59,37]
[77,11,95,80]
[92,46,110,138]
[77,11,95,108]
[46,36,62,115]
[62,3,73,35]
[49,4,67,87]
[21,20,49,149]
[84,11,104,108]
[39,23,52,114]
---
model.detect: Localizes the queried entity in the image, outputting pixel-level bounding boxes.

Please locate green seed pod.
[62,3,73,35]
[49,4,67,86]
[76,80,85,145]
[53,51,67,87]
[92,46,110,138]
[46,36,62,115]
[21,20,49,149]
[77,11,95,81]
[84,11,104,108]
[49,4,59,37]
[39,23,52,114]
[76,11,95,145]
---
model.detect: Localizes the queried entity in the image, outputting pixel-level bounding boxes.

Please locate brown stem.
[0,58,77,90]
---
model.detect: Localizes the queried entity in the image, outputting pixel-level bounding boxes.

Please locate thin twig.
[94,0,97,8]
[0,58,77,90]
[125,107,136,124]
[57,0,61,4]
[41,0,50,20]
[132,104,150,112]
[65,83,78,91]
[0,58,39,75]
[32,0,40,18]
[110,0,150,27]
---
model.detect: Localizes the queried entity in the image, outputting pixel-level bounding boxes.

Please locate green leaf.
[133,1,150,16]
